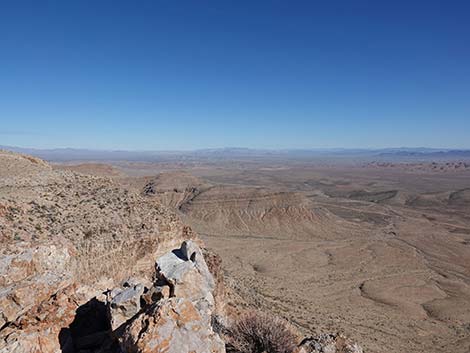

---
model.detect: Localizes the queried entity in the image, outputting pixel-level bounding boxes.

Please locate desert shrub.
[226,311,297,353]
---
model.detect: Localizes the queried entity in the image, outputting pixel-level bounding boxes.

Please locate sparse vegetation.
[0,150,184,285]
[226,312,297,353]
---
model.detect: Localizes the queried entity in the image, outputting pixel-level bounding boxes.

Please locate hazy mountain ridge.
[2,145,470,163]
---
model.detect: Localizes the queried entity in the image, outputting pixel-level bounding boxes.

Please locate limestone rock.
[119,241,225,353]
[107,282,145,330]
[155,240,215,303]
[120,298,225,353]
[0,240,74,328]
[0,238,82,353]
[0,285,79,353]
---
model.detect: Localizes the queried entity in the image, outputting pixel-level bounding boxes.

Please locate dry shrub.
[227,311,297,353]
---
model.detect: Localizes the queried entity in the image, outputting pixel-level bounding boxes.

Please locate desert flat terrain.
[54,157,470,353]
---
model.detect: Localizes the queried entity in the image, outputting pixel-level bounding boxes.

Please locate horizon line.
[2,144,470,153]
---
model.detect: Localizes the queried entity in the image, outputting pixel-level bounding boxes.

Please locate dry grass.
[226,311,297,353]
[0,151,185,286]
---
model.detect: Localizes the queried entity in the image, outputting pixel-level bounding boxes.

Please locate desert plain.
[52,154,470,353]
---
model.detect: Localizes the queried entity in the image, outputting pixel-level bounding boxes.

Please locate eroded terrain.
[55,158,470,353]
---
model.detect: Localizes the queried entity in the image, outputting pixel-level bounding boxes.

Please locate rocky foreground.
[0,151,361,353]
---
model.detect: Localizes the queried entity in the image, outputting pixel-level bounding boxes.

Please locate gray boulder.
[155,240,215,304]
[107,282,145,330]
[119,241,225,353]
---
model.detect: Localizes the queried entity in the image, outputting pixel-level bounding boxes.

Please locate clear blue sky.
[1,1,469,150]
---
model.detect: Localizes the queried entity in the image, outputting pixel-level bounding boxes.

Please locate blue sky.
[1,1,469,150]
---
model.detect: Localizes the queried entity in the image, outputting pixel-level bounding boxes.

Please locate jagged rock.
[155,240,215,303]
[0,284,79,353]
[141,285,170,306]
[107,282,145,330]
[299,333,363,353]
[0,240,76,353]
[0,241,73,313]
[181,239,200,261]
[119,241,225,353]
[120,298,225,353]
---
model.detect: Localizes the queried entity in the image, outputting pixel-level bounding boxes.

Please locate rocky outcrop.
[0,150,51,179]
[107,280,145,330]
[155,240,215,303]
[114,240,225,353]
[0,240,73,327]
[0,285,80,353]
[0,240,78,353]
[120,297,225,353]
[0,239,225,353]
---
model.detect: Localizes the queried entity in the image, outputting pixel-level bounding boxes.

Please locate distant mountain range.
[1,145,470,162]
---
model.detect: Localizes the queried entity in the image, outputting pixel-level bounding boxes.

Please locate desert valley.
[2,148,469,352]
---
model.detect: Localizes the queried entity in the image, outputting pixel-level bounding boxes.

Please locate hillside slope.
[0,151,194,352]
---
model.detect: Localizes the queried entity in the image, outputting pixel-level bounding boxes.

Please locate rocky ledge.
[1,239,363,353]
[0,240,226,353]
[108,240,225,353]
